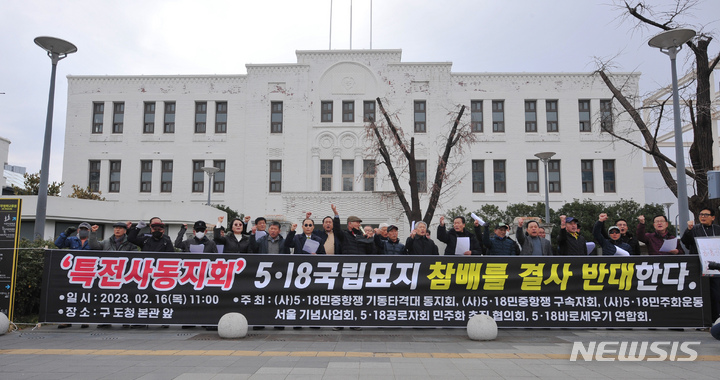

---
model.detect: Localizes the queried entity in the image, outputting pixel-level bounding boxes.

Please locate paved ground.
[1,324,719,379]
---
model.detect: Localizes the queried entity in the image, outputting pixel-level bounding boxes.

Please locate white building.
[61,49,645,234]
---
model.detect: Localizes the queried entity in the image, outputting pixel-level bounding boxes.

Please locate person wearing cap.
[375,225,405,255]
[437,215,482,255]
[481,221,520,256]
[88,222,138,251]
[593,213,632,255]
[175,220,218,253]
[55,222,93,250]
[606,219,641,255]
[636,214,682,255]
[405,221,439,255]
[330,204,376,254]
[557,215,588,255]
[517,218,553,256]
[127,217,175,252]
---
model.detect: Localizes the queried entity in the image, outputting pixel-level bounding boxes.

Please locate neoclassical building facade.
[62,49,645,232]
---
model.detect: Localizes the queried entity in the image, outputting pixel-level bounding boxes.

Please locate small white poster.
[455,237,470,255]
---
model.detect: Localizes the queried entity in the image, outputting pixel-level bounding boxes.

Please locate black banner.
[0,198,21,319]
[40,250,707,328]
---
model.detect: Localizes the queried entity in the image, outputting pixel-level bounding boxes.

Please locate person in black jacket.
[214,216,250,253]
[285,219,326,254]
[331,204,375,254]
[436,216,482,255]
[557,215,588,255]
[404,221,439,255]
[127,217,175,252]
[175,220,218,253]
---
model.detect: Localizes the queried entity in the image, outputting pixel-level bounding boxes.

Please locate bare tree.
[596,0,720,217]
[365,97,476,225]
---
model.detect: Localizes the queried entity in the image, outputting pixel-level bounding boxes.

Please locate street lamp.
[663,202,674,230]
[648,28,696,232]
[33,36,77,240]
[534,152,556,224]
[201,166,220,206]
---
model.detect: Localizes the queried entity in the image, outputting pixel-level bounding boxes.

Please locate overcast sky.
[1,0,719,184]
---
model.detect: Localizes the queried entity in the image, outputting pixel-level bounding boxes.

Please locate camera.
[708,261,720,271]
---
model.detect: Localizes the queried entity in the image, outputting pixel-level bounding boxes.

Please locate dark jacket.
[214,227,251,253]
[333,216,376,254]
[593,221,632,256]
[313,228,342,254]
[250,233,290,254]
[55,233,91,250]
[285,231,326,254]
[481,226,520,255]
[601,228,641,255]
[378,236,405,255]
[636,223,682,255]
[127,227,175,252]
[516,227,553,256]
[89,231,138,251]
[681,223,720,254]
[557,227,589,255]
[404,235,439,255]
[436,225,482,255]
[174,227,218,253]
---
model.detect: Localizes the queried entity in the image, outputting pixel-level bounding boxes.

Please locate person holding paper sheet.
[175,220,218,253]
[636,215,681,255]
[557,216,588,255]
[285,219,326,254]
[437,216,482,255]
[405,221,439,255]
[593,213,632,256]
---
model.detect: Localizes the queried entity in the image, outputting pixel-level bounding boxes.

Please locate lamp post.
[201,166,220,206]
[663,202,674,231]
[33,37,77,240]
[648,28,696,231]
[534,152,556,224]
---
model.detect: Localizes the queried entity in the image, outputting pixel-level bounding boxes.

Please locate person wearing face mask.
[214,216,250,253]
[284,219,326,254]
[175,220,218,253]
[557,215,588,255]
[127,217,175,252]
[436,215,482,255]
[404,221,439,255]
[55,222,93,250]
[517,218,553,256]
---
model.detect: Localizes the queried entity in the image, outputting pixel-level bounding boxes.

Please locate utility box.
[708,171,720,199]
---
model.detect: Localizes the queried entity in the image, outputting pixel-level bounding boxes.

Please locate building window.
[342,101,354,122]
[112,102,124,133]
[321,101,333,122]
[493,160,506,193]
[164,102,175,133]
[579,100,591,132]
[143,102,155,133]
[600,99,613,132]
[320,159,332,191]
[546,100,558,132]
[215,102,227,133]
[416,160,427,192]
[269,160,282,192]
[92,102,104,133]
[161,160,173,192]
[603,159,616,193]
[472,160,484,193]
[363,160,375,191]
[524,100,537,132]
[140,160,152,193]
[213,160,225,193]
[342,160,354,191]
[548,160,561,193]
[471,100,483,132]
[109,160,121,193]
[581,160,594,193]
[271,101,283,133]
[88,160,100,192]
[363,101,376,122]
[192,160,204,192]
[414,100,426,133]
[492,100,504,132]
[195,102,207,133]
[527,160,539,193]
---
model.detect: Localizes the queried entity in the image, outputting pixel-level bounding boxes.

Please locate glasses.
[699,213,712,217]
[304,224,313,227]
